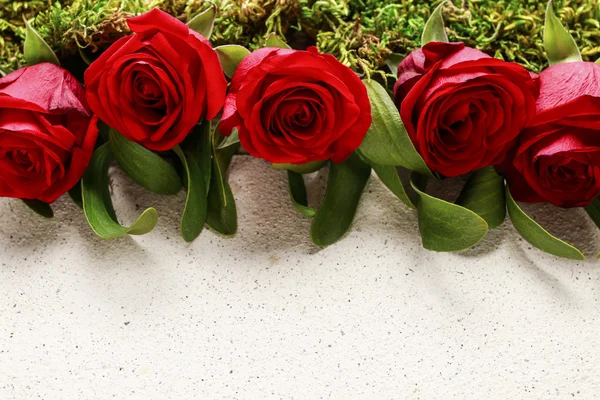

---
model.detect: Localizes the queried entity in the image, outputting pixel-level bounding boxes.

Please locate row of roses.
[0,2,598,259]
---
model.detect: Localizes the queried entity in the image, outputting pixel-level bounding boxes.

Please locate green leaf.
[372,164,415,209]
[596,58,600,66]
[265,33,291,49]
[173,146,208,242]
[358,80,433,177]
[205,127,238,236]
[217,128,240,150]
[384,53,403,75]
[82,143,158,239]
[287,171,316,218]
[544,0,582,65]
[0,67,8,77]
[506,186,584,260]
[272,160,327,174]
[22,17,60,66]
[109,129,181,195]
[421,1,449,45]
[215,45,251,79]
[585,198,600,229]
[22,199,53,219]
[187,2,216,38]
[456,167,506,229]
[410,174,488,252]
[182,121,213,195]
[310,153,371,246]
[68,181,83,209]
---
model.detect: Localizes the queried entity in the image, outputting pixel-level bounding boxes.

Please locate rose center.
[7,150,40,173]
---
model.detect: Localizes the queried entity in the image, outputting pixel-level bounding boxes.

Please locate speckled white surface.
[1,156,599,399]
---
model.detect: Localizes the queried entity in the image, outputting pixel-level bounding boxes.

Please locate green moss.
[1,0,599,76]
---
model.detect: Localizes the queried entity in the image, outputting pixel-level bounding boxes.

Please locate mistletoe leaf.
[411,174,488,252]
[109,129,181,195]
[187,2,216,39]
[265,33,291,49]
[358,80,433,177]
[310,153,371,246]
[506,186,583,260]
[456,167,506,229]
[372,164,415,209]
[82,144,158,239]
[215,45,250,78]
[287,171,316,218]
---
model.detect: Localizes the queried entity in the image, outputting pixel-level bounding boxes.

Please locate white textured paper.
[1,156,599,399]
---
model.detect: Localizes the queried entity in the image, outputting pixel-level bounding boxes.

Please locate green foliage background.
[1,0,599,75]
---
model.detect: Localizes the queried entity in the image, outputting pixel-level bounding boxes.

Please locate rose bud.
[84,8,227,151]
[394,42,538,177]
[219,47,372,164]
[504,61,600,208]
[0,63,99,203]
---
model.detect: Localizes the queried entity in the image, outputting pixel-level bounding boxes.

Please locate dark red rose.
[394,42,538,177]
[0,63,98,203]
[219,47,371,164]
[84,8,226,151]
[504,61,600,208]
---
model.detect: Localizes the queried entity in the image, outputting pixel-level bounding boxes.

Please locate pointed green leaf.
[287,171,316,218]
[385,53,403,75]
[173,146,208,242]
[205,126,238,236]
[217,128,240,150]
[265,33,291,49]
[187,2,216,38]
[109,129,181,195]
[544,0,582,65]
[22,199,53,219]
[68,181,83,209]
[372,164,415,209]
[310,153,371,246]
[272,160,327,174]
[596,58,600,66]
[506,186,583,260]
[411,174,488,252]
[23,17,60,66]
[456,167,506,229]
[421,1,449,46]
[358,80,433,177]
[215,45,250,78]
[82,144,158,239]
[182,121,212,195]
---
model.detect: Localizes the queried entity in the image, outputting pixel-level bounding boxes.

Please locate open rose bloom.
[504,61,600,208]
[220,47,372,164]
[394,42,538,177]
[0,63,98,203]
[84,9,226,151]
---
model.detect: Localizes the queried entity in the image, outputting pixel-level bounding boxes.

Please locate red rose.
[84,8,226,151]
[504,61,600,208]
[0,63,98,203]
[219,47,371,164]
[394,42,538,177]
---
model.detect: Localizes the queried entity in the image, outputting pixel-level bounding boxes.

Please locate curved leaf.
[358,80,433,177]
[187,2,216,38]
[23,17,60,66]
[182,121,212,195]
[506,186,584,260]
[173,146,208,242]
[372,164,415,209]
[215,45,251,79]
[411,174,488,252]
[421,1,449,46]
[109,129,181,195]
[217,128,240,150]
[287,171,316,218]
[385,53,404,75]
[456,167,506,229]
[82,143,158,239]
[22,199,53,219]
[265,33,291,49]
[544,0,582,65]
[311,153,371,246]
[272,160,327,174]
